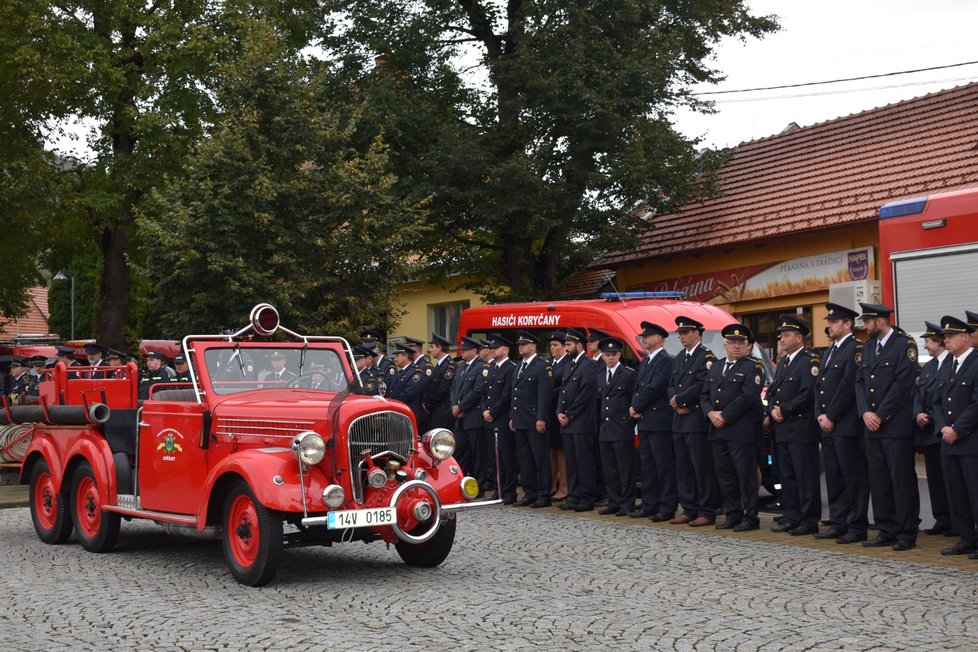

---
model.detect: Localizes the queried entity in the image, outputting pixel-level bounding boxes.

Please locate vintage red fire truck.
[878,186,978,331]
[15,304,492,586]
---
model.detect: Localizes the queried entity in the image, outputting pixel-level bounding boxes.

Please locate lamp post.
[53,271,75,340]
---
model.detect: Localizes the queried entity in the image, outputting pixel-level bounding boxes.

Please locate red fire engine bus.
[879,186,978,332]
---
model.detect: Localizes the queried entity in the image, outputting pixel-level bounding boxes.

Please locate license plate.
[326,506,396,530]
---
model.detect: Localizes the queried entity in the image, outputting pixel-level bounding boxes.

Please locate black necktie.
[607,369,613,384]
[823,346,834,368]
[723,361,732,376]
[518,361,526,378]
[951,359,959,377]
[876,341,883,356]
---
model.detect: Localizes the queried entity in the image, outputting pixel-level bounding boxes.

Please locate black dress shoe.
[530,498,551,508]
[733,520,760,532]
[557,500,579,511]
[770,521,798,533]
[836,532,866,544]
[515,497,535,507]
[715,518,742,530]
[573,503,594,512]
[789,525,819,536]
[862,535,896,547]
[650,513,673,522]
[924,525,951,535]
[597,505,619,515]
[628,509,654,518]
[941,541,976,556]
[813,528,847,540]
[502,498,515,506]
[892,541,915,551]
[615,508,631,517]
[969,551,978,560]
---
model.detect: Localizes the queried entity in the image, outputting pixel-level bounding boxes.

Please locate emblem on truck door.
[156,429,185,461]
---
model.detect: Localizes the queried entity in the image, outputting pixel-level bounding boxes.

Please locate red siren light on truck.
[249,303,280,336]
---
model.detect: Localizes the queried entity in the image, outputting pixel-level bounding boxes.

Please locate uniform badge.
[907,347,917,362]
[811,366,819,376]
[482,368,489,377]
[855,351,862,364]
[411,371,421,382]
[425,368,432,376]
[445,369,454,380]
[705,361,712,370]
[755,375,761,385]
[546,364,553,377]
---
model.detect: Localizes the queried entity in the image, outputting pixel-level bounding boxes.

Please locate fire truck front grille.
[214,418,317,442]
[347,411,415,501]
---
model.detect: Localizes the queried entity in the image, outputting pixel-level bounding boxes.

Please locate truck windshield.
[203,346,349,395]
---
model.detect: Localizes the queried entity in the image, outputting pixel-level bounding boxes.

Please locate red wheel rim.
[33,471,59,531]
[228,494,260,567]
[75,476,101,538]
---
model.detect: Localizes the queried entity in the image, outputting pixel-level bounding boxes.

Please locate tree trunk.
[97,221,130,347]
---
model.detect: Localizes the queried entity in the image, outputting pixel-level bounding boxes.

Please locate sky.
[670,0,978,150]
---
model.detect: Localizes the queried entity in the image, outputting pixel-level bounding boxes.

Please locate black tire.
[221,480,283,587]
[395,516,456,568]
[70,461,121,553]
[29,460,73,544]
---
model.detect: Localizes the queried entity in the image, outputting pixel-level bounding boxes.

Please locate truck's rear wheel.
[70,461,120,553]
[30,460,72,544]
[222,481,283,586]
[395,516,456,567]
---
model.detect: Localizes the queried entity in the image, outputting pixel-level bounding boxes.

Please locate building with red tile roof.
[591,82,978,353]
[0,287,53,340]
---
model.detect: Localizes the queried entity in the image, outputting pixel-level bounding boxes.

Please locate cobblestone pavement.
[1,506,976,652]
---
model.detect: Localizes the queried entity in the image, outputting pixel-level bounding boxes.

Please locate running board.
[103,503,198,526]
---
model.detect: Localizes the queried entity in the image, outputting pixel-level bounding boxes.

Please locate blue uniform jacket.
[700,356,763,443]
[933,351,978,456]
[766,349,821,444]
[668,344,715,433]
[813,335,862,438]
[855,329,919,439]
[597,364,637,442]
[630,349,673,432]
[510,356,554,430]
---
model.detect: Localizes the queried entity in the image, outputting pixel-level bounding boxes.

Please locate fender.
[65,435,117,504]
[21,436,66,489]
[195,449,331,527]
[417,455,468,505]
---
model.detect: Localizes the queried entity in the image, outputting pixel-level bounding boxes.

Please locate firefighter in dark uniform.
[596,337,637,516]
[933,316,978,558]
[55,345,82,378]
[423,334,457,431]
[913,321,952,536]
[481,335,516,503]
[171,354,193,383]
[509,331,554,508]
[475,339,498,494]
[701,323,764,531]
[629,321,676,521]
[766,315,822,536]
[387,343,426,426]
[353,345,385,395]
[6,357,30,404]
[814,303,870,543]
[556,328,599,512]
[362,330,395,382]
[855,302,920,550]
[84,343,110,379]
[26,355,47,398]
[452,337,486,477]
[668,316,719,527]
[548,331,571,501]
[139,351,170,400]
[404,336,432,369]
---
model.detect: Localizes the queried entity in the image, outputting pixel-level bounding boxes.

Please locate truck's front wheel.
[30,460,73,544]
[222,481,283,586]
[395,516,456,568]
[70,461,120,553]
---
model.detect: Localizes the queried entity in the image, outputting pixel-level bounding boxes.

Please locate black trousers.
[638,429,677,516]
[942,454,978,547]
[515,427,551,502]
[866,436,920,543]
[563,431,598,505]
[600,439,637,509]
[922,443,951,529]
[454,423,473,477]
[823,434,870,536]
[777,440,822,528]
[673,431,718,520]
[475,426,497,492]
[821,433,847,527]
[496,425,519,502]
[712,438,759,521]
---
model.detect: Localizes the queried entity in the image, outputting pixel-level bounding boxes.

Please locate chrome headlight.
[293,431,326,465]
[421,428,455,461]
[322,484,345,508]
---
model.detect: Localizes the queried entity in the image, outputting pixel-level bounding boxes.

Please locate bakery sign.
[630,247,874,304]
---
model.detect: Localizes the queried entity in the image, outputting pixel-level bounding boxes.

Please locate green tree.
[321,0,777,299]
[139,23,427,336]
[0,1,323,345]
